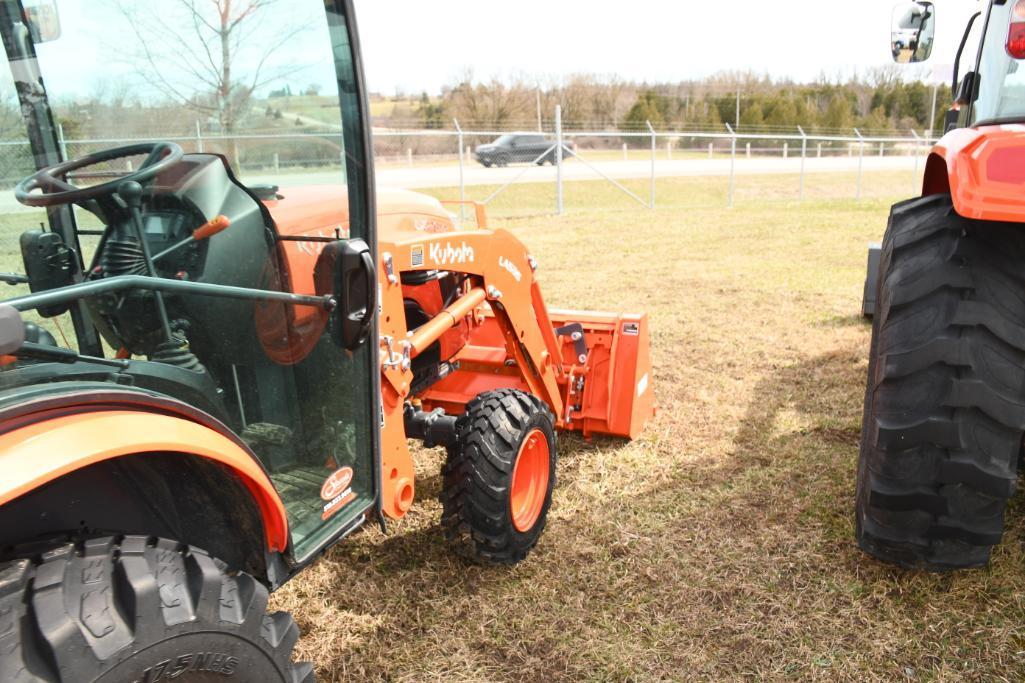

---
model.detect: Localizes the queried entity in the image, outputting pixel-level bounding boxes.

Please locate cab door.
[232,0,381,563]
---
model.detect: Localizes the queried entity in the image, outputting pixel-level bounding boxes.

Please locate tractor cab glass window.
[0,0,377,562]
[891,2,936,63]
[971,0,1025,124]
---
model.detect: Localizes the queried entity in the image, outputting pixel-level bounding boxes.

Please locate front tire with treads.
[441,389,557,565]
[0,536,314,682]
[856,194,1025,570]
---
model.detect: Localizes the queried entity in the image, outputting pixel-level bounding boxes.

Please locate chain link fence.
[0,111,939,216]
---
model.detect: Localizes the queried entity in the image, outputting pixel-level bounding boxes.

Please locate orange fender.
[0,410,289,552]
[924,124,1025,223]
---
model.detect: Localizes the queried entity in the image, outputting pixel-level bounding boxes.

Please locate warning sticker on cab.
[622,322,640,336]
[320,466,356,520]
[411,245,425,268]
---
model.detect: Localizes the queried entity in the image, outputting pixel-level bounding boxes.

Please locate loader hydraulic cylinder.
[407,286,487,357]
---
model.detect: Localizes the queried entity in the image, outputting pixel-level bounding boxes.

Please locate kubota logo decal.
[414,217,451,233]
[498,256,522,282]
[429,241,474,265]
[321,466,354,501]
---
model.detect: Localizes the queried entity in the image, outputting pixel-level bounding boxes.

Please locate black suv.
[475,134,558,167]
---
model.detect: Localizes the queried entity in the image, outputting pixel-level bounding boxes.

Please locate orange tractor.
[858,0,1025,570]
[0,1,653,681]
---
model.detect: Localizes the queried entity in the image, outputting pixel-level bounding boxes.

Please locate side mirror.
[313,238,375,351]
[891,1,936,64]
[0,304,25,356]
[23,0,61,43]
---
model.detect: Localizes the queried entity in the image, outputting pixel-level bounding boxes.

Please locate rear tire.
[0,536,314,682]
[441,389,557,565]
[856,194,1025,570]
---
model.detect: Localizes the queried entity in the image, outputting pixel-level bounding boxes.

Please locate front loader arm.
[375,228,567,520]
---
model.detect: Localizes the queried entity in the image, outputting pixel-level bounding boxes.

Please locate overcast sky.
[355,0,984,95]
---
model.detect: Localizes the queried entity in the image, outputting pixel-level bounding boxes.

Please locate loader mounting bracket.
[555,323,589,365]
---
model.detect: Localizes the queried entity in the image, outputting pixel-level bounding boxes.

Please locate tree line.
[389,69,946,135]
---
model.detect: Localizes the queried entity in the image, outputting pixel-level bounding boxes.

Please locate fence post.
[666,140,672,160]
[914,129,922,173]
[622,143,628,161]
[556,105,564,215]
[707,142,713,159]
[646,120,656,209]
[879,142,885,157]
[56,122,67,161]
[798,126,807,201]
[817,142,822,158]
[407,148,413,168]
[725,123,736,208]
[454,118,465,224]
[854,128,865,201]
[783,142,788,159]
[746,142,751,158]
[910,129,921,192]
[195,120,204,153]
[273,152,279,172]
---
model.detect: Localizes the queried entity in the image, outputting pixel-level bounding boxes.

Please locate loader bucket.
[548,309,655,440]
[420,306,654,441]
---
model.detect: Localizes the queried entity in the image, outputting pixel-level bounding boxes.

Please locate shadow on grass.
[733,347,863,459]
[814,313,871,329]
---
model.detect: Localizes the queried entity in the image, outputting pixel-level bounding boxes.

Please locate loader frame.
[376,226,653,520]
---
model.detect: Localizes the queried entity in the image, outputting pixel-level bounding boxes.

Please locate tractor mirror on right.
[891,1,936,63]
[858,0,1025,570]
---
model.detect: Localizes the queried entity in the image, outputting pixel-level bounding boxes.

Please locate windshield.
[972,1,1025,123]
[494,134,515,145]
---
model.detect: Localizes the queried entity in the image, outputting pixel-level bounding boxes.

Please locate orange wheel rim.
[510,428,550,532]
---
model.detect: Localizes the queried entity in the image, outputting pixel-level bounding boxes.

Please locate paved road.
[372,154,923,191]
[236,153,923,194]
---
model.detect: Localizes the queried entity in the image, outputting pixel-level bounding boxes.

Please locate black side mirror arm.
[952,11,982,101]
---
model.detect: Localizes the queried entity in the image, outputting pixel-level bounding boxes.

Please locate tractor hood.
[264,185,455,241]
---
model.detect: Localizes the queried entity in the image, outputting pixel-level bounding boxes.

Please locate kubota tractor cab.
[0,1,653,680]
[857,0,1025,571]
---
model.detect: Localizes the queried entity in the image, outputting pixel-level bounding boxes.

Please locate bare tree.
[115,0,310,141]
[590,75,628,129]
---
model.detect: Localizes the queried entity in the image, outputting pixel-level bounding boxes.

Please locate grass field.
[264,172,1025,681]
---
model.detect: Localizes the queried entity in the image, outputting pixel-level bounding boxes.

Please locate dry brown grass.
[271,172,1025,681]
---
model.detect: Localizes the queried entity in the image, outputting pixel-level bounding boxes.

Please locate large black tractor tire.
[441,388,557,565]
[856,194,1025,570]
[0,536,313,682]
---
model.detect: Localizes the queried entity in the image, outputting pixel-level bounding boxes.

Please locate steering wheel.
[14,141,184,207]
